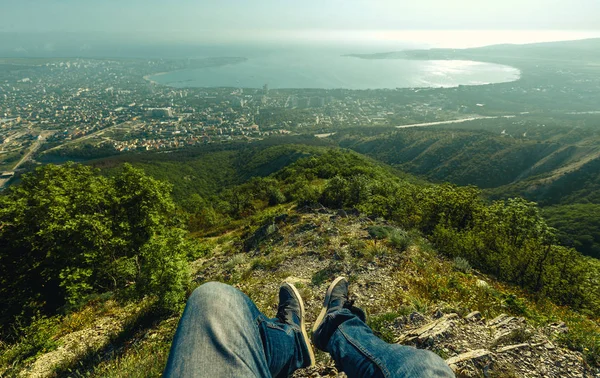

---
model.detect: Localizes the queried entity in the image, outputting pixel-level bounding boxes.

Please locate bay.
[148,50,520,90]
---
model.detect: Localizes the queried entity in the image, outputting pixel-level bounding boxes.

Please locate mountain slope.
[334,119,600,197]
[333,123,600,258]
[2,147,598,377]
[10,209,599,377]
[91,140,334,204]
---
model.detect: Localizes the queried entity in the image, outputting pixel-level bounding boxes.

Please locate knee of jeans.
[189,282,246,314]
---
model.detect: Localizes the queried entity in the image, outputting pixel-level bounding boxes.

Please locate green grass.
[52,301,176,377]
[368,312,403,343]
[0,316,59,375]
[249,254,286,272]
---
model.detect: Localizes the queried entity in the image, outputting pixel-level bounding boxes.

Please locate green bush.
[388,229,412,251]
[185,241,213,261]
[0,163,191,334]
[1,316,59,368]
[287,179,321,206]
[134,230,191,312]
[320,176,350,208]
[453,257,472,274]
[502,294,529,316]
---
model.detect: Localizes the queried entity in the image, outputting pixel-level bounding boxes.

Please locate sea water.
[148,50,521,90]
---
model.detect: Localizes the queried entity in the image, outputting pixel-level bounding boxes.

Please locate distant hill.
[348,38,600,66]
[90,138,333,204]
[334,119,600,198]
[89,136,423,205]
[331,120,600,258]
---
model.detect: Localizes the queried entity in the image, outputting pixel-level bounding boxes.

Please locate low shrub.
[453,257,473,274]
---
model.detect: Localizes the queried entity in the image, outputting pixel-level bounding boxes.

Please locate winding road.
[396,115,516,128]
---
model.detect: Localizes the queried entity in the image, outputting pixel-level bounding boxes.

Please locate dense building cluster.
[0,57,459,178]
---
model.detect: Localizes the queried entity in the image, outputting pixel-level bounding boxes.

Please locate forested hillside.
[331,117,600,258]
[1,147,599,377]
[93,142,329,203]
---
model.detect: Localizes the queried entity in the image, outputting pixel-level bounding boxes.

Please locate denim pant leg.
[327,309,455,378]
[163,282,306,378]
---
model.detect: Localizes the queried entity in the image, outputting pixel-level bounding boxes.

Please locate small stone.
[496,343,529,353]
[393,317,406,329]
[465,311,482,321]
[399,313,459,345]
[409,312,426,323]
[489,315,517,329]
[544,342,555,350]
[445,349,491,365]
[488,314,508,325]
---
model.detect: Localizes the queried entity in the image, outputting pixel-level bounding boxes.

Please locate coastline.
[143,59,521,90]
[143,57,249,86]
[143,72,169,85]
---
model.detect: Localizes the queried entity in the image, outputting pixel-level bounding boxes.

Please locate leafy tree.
[135,229,191,310]
[320,176,350,208]
[183,194,222,232]
[0,163,190,334]
[543,204,600,258]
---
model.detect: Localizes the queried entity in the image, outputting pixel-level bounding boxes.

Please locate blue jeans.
[163,282,455,378]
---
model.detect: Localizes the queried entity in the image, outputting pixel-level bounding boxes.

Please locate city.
[2,40,600,192]
[0,57,469,187]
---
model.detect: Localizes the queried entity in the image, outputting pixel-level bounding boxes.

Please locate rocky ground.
[199,210,599,378]
[296,310,595,378]
[13,209,600,377]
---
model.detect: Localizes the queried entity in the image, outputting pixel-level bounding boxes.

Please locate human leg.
[313,277,455,378]
[163,281,313,378]
[327,311,455,377]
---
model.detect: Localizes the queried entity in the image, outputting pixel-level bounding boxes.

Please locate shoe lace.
[276,306,287,323]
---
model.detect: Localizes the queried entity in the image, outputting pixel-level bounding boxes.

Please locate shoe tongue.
[278,286,301,326]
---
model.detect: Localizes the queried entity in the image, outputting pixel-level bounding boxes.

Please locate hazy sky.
[2,0,600,37]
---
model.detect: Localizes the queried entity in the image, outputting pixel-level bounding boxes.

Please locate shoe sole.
[284,282,316,367]
[312,276,347,337]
